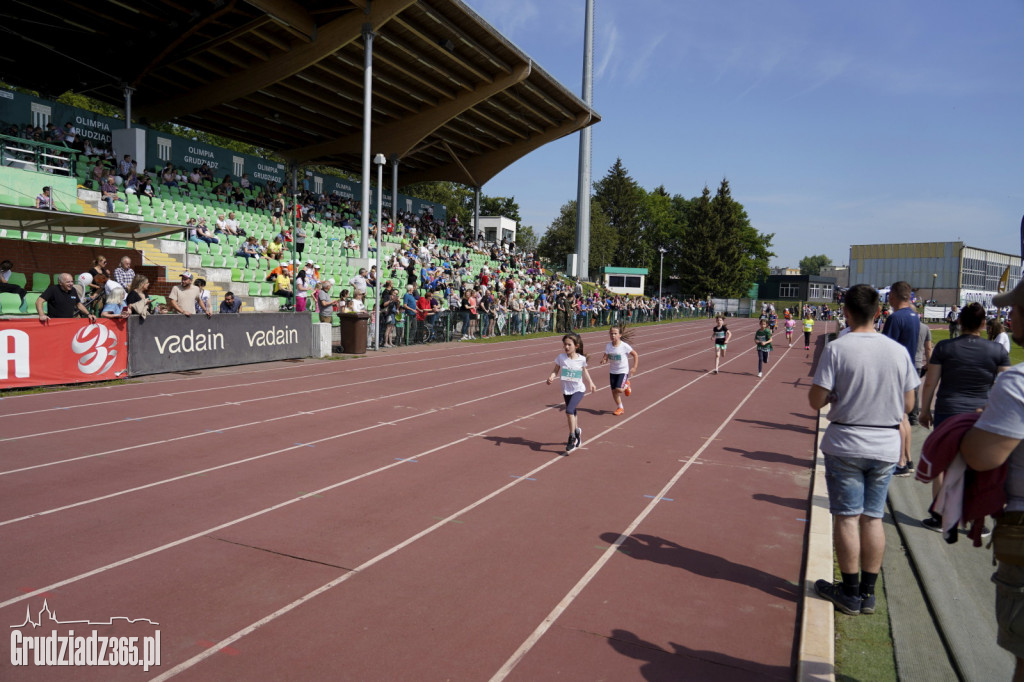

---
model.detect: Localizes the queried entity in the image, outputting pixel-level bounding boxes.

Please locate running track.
[0,318,826,681]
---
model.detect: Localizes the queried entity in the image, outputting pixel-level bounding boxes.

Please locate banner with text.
[0,318,128,389]
[127,313,311,375]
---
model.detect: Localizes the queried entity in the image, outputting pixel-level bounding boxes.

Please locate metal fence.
[367,306,698,349]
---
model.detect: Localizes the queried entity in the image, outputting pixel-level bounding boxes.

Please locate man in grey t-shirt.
[809,284,919,616]
[962,279,1024,672]
[909,319,933,425]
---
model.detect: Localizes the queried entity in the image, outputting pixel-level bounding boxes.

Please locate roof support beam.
[135,0,417,121]
[244,0,317,42]
[399,113,593,188]
[287,60,531,163]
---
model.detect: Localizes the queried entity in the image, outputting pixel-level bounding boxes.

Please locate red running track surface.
[0,318,828,681]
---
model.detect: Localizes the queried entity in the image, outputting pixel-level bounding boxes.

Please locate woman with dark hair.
[919,301,1011,532]
[990,319,1011,355]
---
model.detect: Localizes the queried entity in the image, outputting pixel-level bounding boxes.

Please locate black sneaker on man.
[921,516,943,532]
[859,593,876,615]
[814,579,862,615]
[893,465,911,477]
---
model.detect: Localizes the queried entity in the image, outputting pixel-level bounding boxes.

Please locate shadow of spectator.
[482,435,563,455]
[752,493,809,511]
[607,628,791,680]
[732,418,815,435]
[724,446,812,469]
[600,533,800,601]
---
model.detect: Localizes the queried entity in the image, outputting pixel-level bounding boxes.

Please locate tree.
[538,199,617,279]
[593,158,650,268]
[799,254,833,276]
[516,225,538,252]
[479,195,522,224]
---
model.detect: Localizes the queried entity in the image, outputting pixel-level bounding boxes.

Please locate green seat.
[24,232,48,242]
[260,282,273,296]
[0,292,24,314]
[30,273,50,291]
[6,272,27,288]
[200,255,214,268]
[248,282,261,297]
[232,268,244,282]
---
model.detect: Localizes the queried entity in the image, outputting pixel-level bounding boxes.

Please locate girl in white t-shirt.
[600,325,639,416]
[546,333,597,455]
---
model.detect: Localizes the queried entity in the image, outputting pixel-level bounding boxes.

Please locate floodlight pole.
[360,24,375,258]
[658,246,667,318]
[374,154,386,350]
[574,0,594,280]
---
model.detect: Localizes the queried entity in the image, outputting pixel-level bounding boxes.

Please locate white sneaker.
[757,371,762,377]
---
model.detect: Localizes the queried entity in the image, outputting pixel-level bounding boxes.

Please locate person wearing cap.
[168,271,202,316]
[270,264,294,310]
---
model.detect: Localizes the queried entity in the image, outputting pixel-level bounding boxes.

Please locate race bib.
[560,367,583,380]
[608,353,622,362]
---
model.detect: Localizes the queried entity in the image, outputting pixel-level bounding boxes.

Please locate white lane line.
[0,323,710,439]
[144,329,767,681]
[0,332,730,523]
[0,333,741,608]
[488,345,796,682]
[0,324,728,474]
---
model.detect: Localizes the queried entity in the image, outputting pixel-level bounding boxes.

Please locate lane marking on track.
[0,324,712,441]
[0,328,762,612]
[0,323,742,475]
[487,344,797,682]
[134,335,772,681]
[0,320,702,415]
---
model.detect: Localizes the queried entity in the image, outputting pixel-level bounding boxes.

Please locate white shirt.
[604,341,634,375]
[349,274,367,294]
[555,352,588,395]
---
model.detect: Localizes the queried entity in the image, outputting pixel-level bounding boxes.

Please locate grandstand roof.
[2,0,599,188]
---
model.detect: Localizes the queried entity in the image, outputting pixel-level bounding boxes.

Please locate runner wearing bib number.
[546,333,597,455]
[712,315,732,374]
[600,325,639,416]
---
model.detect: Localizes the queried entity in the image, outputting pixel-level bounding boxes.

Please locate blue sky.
[464,0,1024,268]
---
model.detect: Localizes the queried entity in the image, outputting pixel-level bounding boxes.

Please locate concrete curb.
[797,403,835,681]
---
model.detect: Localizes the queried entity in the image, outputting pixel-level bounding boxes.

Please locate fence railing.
[0,134,77,177]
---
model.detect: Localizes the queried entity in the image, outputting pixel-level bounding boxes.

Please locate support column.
[360,23,375,258]
[474,186,481,241]
[390,154,399,228]
[574,0,595,280]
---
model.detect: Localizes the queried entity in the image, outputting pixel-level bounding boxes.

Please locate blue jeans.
[823,454,896,518]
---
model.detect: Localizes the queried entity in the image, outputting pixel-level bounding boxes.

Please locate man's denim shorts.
[823,454,896,518]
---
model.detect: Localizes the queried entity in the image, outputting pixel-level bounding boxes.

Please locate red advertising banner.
[0,318,128,389]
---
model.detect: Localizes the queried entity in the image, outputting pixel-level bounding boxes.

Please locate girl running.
[802,312,814,350]
[546,333,597,455]
[784,314,796,347]
[712,315,731,374]
[754,318,772,378]
[600,325,639,416]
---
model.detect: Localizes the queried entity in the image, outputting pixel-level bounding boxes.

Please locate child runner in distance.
[546,333,597,455]
[754,318,772,378]
[803,311,815,350]
[768,309,778,333]
[712,315,732,374]
[785,314,796,347]
[600,325,639,416]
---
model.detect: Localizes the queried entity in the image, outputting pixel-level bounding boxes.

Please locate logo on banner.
[0,329,30,379]
[71,324,118,375]
[10,600,161,671]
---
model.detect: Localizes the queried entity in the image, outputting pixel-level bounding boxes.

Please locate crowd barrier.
[0,318,127,389]
[127,312,311,376]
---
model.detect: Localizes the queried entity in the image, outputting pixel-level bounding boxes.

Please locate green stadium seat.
[7,272,27,288]
[30,273,50,291]
[260,282,273,296]
[0,292,24,314]
[248,282,261,296]
[231,268,243,282]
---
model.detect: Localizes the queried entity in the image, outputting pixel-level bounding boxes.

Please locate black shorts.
[609,373,629,390]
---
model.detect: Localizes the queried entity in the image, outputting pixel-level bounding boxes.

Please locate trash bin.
[339,311,370,354]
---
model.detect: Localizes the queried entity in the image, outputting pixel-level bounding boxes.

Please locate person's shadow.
[600,533,800,601]
[607,628,791,680]
[482,435,563,454]
[724,446,812,469]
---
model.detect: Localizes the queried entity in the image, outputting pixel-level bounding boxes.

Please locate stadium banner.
[318,175,446,221]
[0,318,128,390]
[145,130,287,186]
[0,89,124,149]
[127,313,311,376]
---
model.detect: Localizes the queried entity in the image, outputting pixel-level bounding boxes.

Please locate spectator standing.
[809,284,919,616]
[295,270,310,312]
[35,186,53,209]
[168,271,201,316]
[946,305,961,339]
[193,278,212,317]
[908,318,933,426]
[100,285,129,318]
[219,291,242,313]
[960,280,1024,677]
[883,281,921,477]
[350,268,368,296]
[36,273,95,322]
[113,256,135,290]
[316,280,339,323]
[990,319,1012,356]
[125,275,151,315]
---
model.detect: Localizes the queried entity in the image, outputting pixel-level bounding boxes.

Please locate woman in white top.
[990,319,1012,355]
[599,325,639,416]
[546,333,597,455]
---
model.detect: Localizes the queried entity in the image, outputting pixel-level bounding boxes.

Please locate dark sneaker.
[905,460,915,473]
[921,516,943,532]
[814,579,861,615]
[860,593,876,615]
[564,435,577,455]
[893,465,911,477]
[574,427,582,448]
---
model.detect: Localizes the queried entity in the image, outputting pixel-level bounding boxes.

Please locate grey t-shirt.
[813,332,920,462]
[929,335,1009,415]
[975,366,1024,512]
[914,321,932,370]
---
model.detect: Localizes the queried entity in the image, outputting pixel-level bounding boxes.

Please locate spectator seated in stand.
[0,259,28,312]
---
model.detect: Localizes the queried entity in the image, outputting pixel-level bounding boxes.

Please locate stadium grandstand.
[0,1,693,386]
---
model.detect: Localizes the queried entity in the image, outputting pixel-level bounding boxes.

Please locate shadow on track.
[723,447,812,469]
